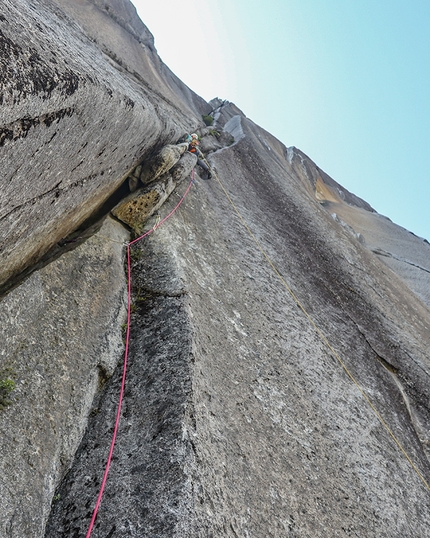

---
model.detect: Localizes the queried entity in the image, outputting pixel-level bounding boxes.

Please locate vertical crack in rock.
[45,237,196,537]
[0,217,129,538]
[2,2,430,536]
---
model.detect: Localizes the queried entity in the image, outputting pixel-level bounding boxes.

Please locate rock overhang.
[0,0,203,290]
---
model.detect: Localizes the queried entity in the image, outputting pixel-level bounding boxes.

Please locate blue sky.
[132,0,430,241]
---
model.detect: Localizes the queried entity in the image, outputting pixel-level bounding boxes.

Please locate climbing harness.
[202,155,430,493]
[85,171,195,538]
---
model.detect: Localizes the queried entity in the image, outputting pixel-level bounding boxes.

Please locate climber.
[187,133,212,179]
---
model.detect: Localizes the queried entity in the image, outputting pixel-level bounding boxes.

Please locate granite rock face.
[46,237,196,537]
[0,0,201,291]
[112,151,197,233]
[0,217,129,538]
[286,146,376,211]
[139,143,190,185]
[1,1,430,538]
[51,0,210,118]
[46,105,430,537]
[285,146,430,309]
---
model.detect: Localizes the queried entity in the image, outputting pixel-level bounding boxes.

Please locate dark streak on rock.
[0,108,74,147]
[0,29,83,106]
[45,245,195,536]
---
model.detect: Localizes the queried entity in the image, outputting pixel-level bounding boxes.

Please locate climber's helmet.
[191,133,198,140]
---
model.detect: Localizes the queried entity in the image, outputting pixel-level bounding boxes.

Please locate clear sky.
[132,0,430,241]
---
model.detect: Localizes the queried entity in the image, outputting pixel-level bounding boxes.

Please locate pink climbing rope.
[86,171,195,537]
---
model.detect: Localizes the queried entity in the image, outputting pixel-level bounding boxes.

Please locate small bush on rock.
[0,376,16,410]
[202,114,214,126]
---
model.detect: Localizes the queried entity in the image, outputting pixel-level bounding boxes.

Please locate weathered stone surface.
[51,0,210,118]
[198,129,235,154]
[169,151,198,182]
[80,0,156,44]
[0,0,200,290]
[112,176,176,234]
[0,217,129,538]
[326,202,430,308]
[112,152,197,233]
[210,98,247,129]
[46,238,195,537]
[286,146,376,211]
[139,143,189,185]
[285,146,430,309]
[1,2,430,537]
[45,104,430,537]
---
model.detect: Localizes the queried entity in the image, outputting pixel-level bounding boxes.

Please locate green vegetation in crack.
[208,129,220,138]
[0,368,17,410]
[129,246,143,262]
[202,114,214,126]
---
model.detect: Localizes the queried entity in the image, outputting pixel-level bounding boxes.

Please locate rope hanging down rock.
[87,150,429,536]
[86,172,195,538]
[203,155,430,493]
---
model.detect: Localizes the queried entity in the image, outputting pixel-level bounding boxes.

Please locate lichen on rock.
[112,148,197,233]
[139,142,189,185]
[1,1,430,537]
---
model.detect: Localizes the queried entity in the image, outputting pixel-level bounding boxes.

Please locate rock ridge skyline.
[0,1,430,536]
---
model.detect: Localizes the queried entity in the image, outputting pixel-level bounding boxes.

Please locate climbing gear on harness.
[189,139,199,154]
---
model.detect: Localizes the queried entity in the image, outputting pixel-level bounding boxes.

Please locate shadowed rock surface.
[1,1,430,537]
[46,110,430,537]
[0,217,129,537]
[0,0,203,291]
